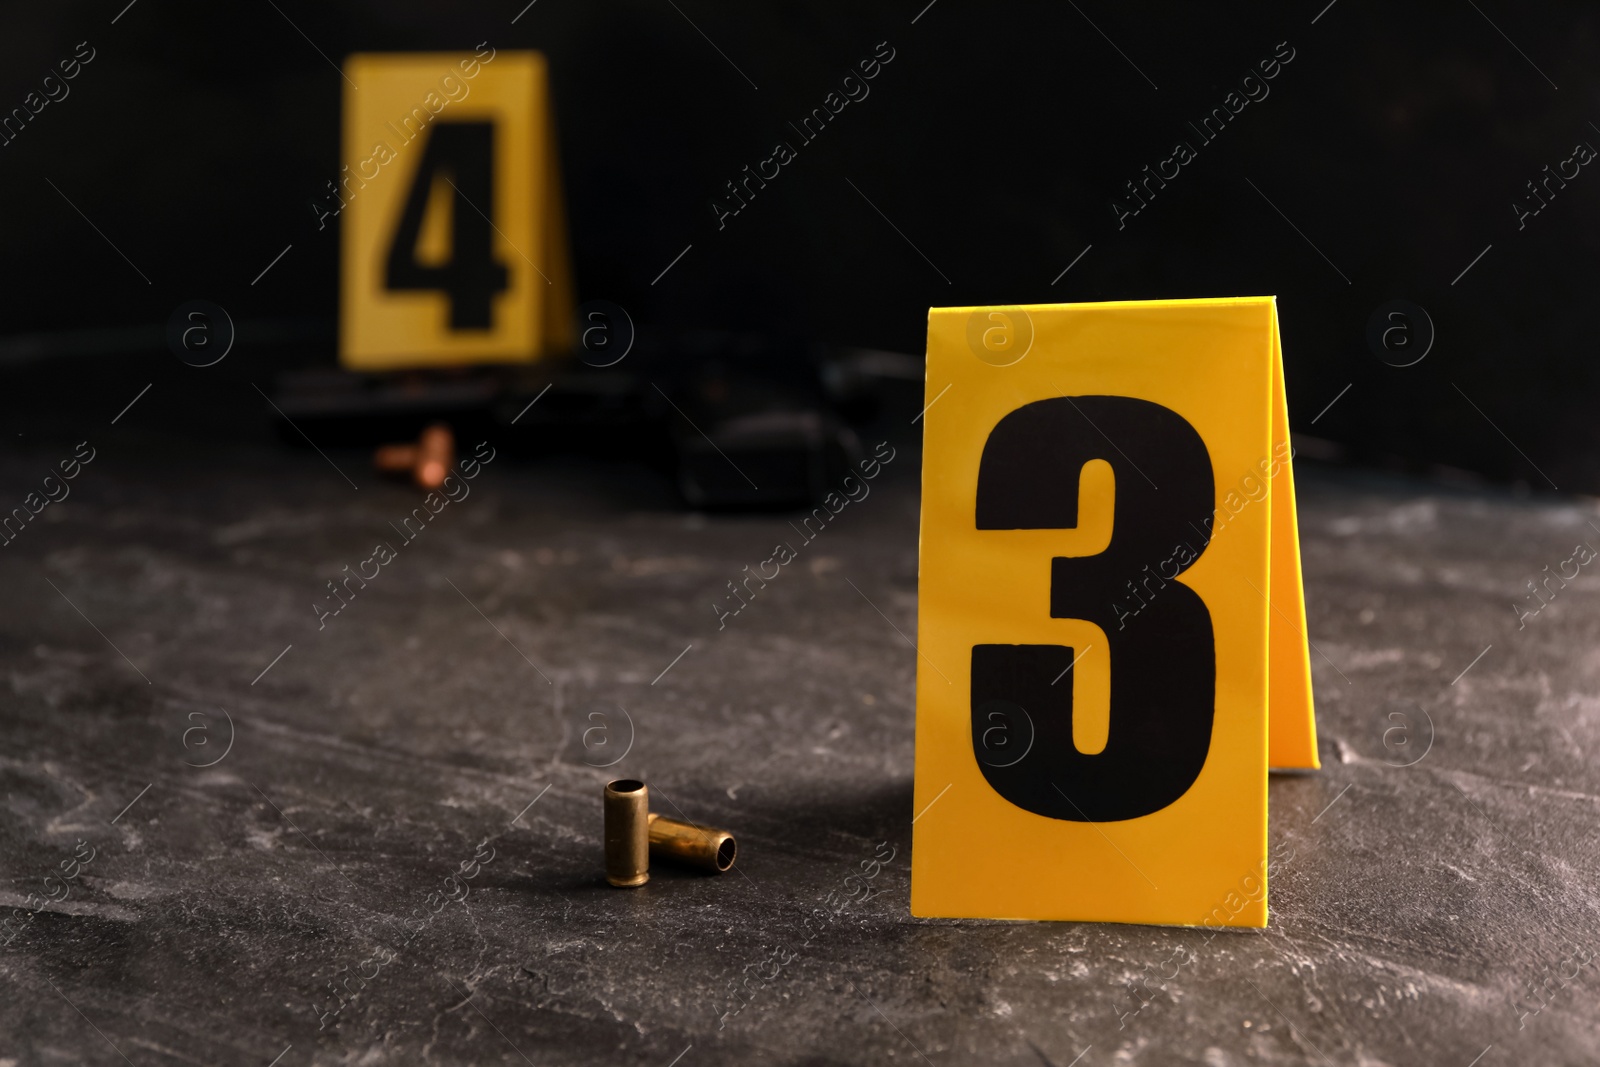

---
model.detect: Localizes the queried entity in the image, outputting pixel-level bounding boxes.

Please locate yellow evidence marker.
[912,297,1318,927]
[339,49,574,370]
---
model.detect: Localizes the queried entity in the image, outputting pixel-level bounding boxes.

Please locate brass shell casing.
[373,443,418,471]
[414,423,453,489]
[647,813,737,873]
[604,779,649,887]
[372,423,454,490]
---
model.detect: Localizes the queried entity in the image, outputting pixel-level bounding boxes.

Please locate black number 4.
[385,121,509,330]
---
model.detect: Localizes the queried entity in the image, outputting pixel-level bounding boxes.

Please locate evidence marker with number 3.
[339,51,573,370]
[912,297,1317,927]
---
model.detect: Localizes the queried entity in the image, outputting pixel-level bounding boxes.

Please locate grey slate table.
[3,433,1597,1066]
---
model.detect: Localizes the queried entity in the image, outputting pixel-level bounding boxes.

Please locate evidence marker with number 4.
[339,50,574,371]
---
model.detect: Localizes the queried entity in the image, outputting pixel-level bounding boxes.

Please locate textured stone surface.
[3,429,1598,1066]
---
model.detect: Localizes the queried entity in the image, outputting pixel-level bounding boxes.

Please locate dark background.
[1,0,1596,489]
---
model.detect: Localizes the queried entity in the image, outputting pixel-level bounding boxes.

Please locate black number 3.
[971,396,1216,822]
[385,121,509,330]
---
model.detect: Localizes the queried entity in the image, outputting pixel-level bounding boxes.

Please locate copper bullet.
[373,423,454,490]
[373,443,418,472]
[604,779,649,887]
[414,423,452,489]
[647,812,736,873]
